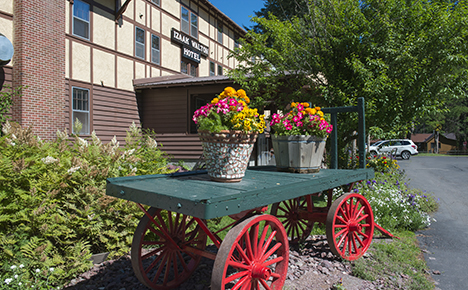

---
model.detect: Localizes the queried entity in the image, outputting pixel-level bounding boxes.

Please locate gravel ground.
[64,235,403,290]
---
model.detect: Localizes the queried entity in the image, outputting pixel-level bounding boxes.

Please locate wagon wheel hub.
[348,221,361,232]
[251,263,272,280]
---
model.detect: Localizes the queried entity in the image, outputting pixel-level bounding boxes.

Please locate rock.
[433,270,441,275]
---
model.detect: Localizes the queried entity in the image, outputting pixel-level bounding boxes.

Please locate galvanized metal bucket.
[198,130,257,182]
[271,135,327,173]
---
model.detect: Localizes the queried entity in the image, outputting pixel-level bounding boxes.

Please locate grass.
[351,230,434,289]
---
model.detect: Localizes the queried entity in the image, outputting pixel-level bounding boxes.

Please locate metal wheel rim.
[270,198,314,243]
[326,193,374,261]
[131,207,207,289]
[401,151,410,160]
[211,214,289,290]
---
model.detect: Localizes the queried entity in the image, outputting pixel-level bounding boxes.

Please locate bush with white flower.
[0,121,174,287]
[354,170,438,231]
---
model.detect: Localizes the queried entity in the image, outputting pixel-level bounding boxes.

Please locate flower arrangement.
[270,102,333,137]
[192,87,266,134]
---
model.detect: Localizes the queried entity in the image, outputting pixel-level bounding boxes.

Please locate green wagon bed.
[106,166,374,220]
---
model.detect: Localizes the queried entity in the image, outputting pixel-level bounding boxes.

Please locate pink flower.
[297,104,304,111]
[292,115,301,123]
[296,121,303,127]
[326,124,333,133]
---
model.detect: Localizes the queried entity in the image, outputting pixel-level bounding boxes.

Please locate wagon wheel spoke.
[271,197,314,243]
[131,207,207,289]
[212,215,289,290]
[327,194,375,261]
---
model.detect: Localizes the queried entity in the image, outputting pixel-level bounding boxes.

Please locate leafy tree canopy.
[229,0,468,141]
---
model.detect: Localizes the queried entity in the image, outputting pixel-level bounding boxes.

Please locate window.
[217,22,223,44]
[73,0,90,40]
[181,6,198,38]
[181,60,188,74]
[181,60,197,76]
[209,61,215,76]
[218,64,223,76]
[190,65,197,77]
[151,0,160,6]
[151,34,160,65]
[234,35,240,49]
[135,27,145,59]
[72,87,90,135]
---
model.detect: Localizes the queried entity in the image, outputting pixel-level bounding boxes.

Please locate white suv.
[369,139,418,160]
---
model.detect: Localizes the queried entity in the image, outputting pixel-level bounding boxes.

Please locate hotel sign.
[171,28,209,63]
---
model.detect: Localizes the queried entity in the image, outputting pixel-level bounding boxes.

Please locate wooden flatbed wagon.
[106,98,394,290]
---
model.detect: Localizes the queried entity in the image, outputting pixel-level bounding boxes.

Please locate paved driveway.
[398,156,468,290]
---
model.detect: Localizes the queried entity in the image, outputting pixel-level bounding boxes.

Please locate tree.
[229,0,468,146]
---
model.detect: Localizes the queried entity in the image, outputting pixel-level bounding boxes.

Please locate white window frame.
[135,26,145,59]
[181,6,198,39]
[151,34,160,65]
[72,87,90,135]
[72,0,90,40]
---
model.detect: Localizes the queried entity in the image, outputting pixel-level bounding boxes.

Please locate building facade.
[0,0,245,145]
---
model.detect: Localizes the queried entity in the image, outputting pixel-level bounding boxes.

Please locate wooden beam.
[115,0,132,23]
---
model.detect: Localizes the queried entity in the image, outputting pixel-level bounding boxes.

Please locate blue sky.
[208,0,266,29]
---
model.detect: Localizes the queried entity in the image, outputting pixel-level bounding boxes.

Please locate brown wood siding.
[92,85,141,143]
[138,83,239,160]
[140,88,188,134]
[154,133,203,160]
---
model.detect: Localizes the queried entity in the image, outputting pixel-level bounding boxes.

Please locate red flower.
[382,156,387,159]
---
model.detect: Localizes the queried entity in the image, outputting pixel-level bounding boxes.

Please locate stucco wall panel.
[0,0,13,14]
[0,17,12,42]
[93,49,115,87]
[162,0,179,18]
[117,22,134,56]
[151,7,161,32]
[199,58,209,77]
[94,7,115,50]
[117,56,134,91]
[72,41,91,83]
[65,39,69,78]
[161,38,180,71]
[123,0,134,19]
[135,0,146,26]
[135,61,145,80]
[161,13,179,38]
[198,9,209,35]
[65,1,70,33]
[151,67,161,77]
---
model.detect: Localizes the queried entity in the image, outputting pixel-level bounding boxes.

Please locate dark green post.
[330,113,338,169]
[358,98,366,168]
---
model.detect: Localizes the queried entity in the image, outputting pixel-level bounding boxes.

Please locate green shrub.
[0,121,173,286]
[366,154,399,173]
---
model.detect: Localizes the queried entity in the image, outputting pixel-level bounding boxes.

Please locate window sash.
[151,35,160,65]
[135,27,145,59]
[209,62,215,76]
[73,0,90,40]
[190,65,197,77]
[151,0,160,6]
[181,61,188,74]
[217,23,223,44]
[218,65,223,75]
[72,87,90,135]
[181,7,190,34]
[191,13,198,38]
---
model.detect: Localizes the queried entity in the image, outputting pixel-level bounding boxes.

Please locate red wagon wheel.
[131,207,207,289]
[326,193,374,261]
[211,214,289,290]
[270,197,314,243]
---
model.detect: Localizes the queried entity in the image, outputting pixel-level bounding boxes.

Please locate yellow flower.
[318,111,324,117]
[291,102,297,108]
[236,89,247,98]
[310,108,317,115]
[211,98,219,104]
[315,106,321,111]
[223,87,236,97]
[302,102,310,107]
